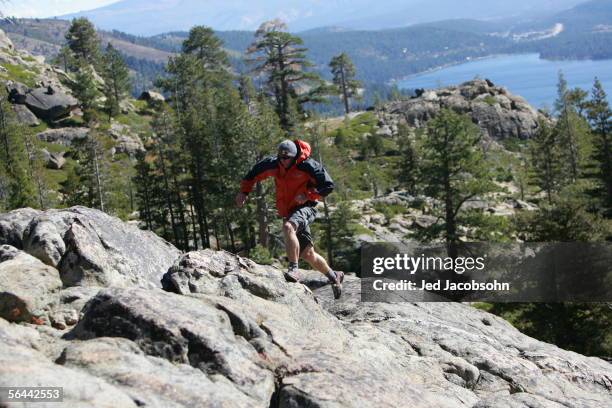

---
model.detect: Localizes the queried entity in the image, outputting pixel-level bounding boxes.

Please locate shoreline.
[391,53,612,88]
[390,53,540,86]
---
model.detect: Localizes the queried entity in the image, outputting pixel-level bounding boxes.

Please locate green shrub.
[482,95,497,106]
[372,202,406,224]
[249,244,274,265]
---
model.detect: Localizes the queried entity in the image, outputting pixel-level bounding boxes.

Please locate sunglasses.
[277,151,294,161]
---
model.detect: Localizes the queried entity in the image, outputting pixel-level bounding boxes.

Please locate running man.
[235,139,344,299]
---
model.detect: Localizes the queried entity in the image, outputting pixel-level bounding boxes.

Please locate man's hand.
[294,193,307,205]
[235,192,247,208]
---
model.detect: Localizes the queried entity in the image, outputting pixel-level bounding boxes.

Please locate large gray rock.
[109,122,145,155]
[0,245,62,323]
[138,90,165,103]
[25,86,78,121]
[36,127,89,145]
[58,337,260,407]
[0,207,42,248]
[5,207,180,288]
[78,257,459,407]
[0,28,14,51]
[386,79,545,140]
[72,288,275,406]
[0,337,139,407]
[315,276,612,408]
[75,249,605,407]
[1,213,610,407]
[41,148,66,169]
[6,80,29,104]
[11,104,40,126]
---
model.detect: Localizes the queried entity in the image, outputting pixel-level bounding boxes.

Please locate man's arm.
[297,158,335,201]
[239,156,278,195]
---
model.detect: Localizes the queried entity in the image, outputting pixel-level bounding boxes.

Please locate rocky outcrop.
[0,207,41,248]
[11,103,40,126]
[0,320,139,406]
[316,276,612,407]
[36,127,89,145]
[346,190,538,244]
[0,245,62,323]
[6,80,29,104]
[109,122,145,155]
[138,90,165,103]
[0,208,610,407]
[24,85,78,121]
[4,79,78,122]
[384,79,547,140]
[41,149,66,170]
[0,28,14,51]
[0,207,180,288]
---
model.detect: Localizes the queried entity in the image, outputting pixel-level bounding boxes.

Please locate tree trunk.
[156,142,180,248]
[255,182,269,247]
[92,140,105,212]
[23,134,45,209]
[224,212,237,253]
[563,106,579,182]
[187,185,199,249]
[277,44,290,130]
[340,65,350,115]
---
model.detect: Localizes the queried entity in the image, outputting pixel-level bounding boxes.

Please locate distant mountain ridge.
[61,0,587,35]
[1,0,610,100]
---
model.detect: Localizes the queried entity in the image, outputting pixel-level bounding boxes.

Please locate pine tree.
[417,108,496,254]
[326,202,359,271]
[530,119,567,205]
[514,195,609,241]
[585,78,612,212]
[59,161,87,207]
[71,61,101,123]
[553,71,592,182]
[247,19,326,131]
[65,17,100,66]
[0,95,37,210]
[151,107,189,250]
[54,46,76,72]
[60,131,107,211]
[101,43,131,119]
[397,124,419,195]
[22,131,47,209]
[329,52,361,115]
[133,150,156,231]
[158,27,236,249]
[182,26,230,85]
[243,92,284,248]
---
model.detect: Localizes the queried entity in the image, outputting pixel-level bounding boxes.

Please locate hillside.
[0,29,154,215]
[0,25,547,252]
[1,0,611,99]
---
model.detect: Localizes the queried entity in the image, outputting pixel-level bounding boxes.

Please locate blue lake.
[397,54,612,109]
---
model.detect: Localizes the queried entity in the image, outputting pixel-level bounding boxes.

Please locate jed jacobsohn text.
[373,279,510,291]
[370,253,511,293]
[372,253,486,275]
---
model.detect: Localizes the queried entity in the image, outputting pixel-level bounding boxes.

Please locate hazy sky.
[0,0,120,18]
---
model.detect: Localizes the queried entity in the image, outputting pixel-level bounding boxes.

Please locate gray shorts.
[286,205,317,254]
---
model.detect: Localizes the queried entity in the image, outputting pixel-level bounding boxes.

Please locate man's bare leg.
[282,220,300,264]
[301,244,344,299]
[300,245,331,275]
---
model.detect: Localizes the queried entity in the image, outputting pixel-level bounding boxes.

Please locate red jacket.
[240,140,334,217]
